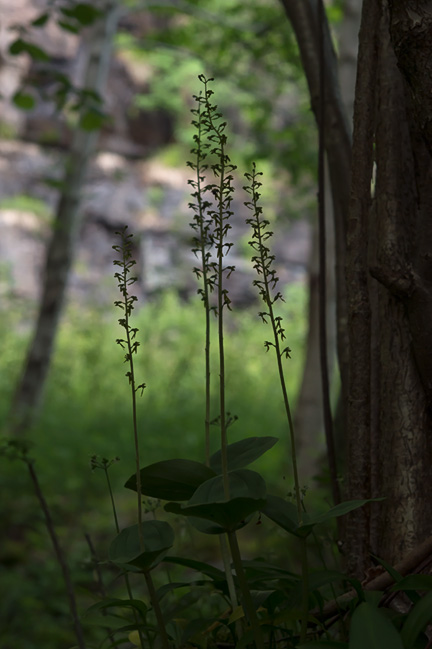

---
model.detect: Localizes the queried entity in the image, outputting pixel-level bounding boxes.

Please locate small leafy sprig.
[113,227,145,546]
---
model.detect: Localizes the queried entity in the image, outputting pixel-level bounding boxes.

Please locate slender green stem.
[300,538,309,643]
[193,78,246,642]
[251,192,302,519]
[114,231,144,550]
[26,460,87,649]
[105,465,120,533]
[122,264,143,548]
[220,533,240,616]
[216,148,230,501]
[144,570,171,649]
[245,164,310,642]
[191,97,212,465]
[227,531,264,649]
[103,462,146,649]
[189,85,240,622]
[85,534,116,649]
[200,77,232,500]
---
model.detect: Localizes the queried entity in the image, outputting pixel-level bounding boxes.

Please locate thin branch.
[317,0,340,505]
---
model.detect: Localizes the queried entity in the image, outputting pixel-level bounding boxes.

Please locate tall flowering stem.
[245,164,302,517]
[113,228,146,548]
[188,91,215,466]
[200,74,236,500]
[245,164,309,642]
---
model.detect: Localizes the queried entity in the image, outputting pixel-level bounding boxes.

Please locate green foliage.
[116,0,316,180]
[0,194,51,220]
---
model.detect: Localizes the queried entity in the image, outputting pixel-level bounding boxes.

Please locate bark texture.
[344,0,379,576]
[9,1,120,434]
[279,0,351,416]
[344,0,432,575]
[373,1,432,562]
[282,0,432,574]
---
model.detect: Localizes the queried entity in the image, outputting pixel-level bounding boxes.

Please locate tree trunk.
[286,0,432,575]
[9,0,120,435]
[345,0,432,576]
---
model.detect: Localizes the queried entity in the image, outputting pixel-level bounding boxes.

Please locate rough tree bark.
[9,0,120,435]
[285,0,432,575]
[345,0,432,575]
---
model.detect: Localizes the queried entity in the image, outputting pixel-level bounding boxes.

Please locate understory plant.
[4,75,432,649]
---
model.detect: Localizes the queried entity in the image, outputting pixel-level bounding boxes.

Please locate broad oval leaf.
[125,459,216,501]
[349,602,404,649]
[209,436,278,473]
[189,468,266,504]
[109,520,174,571]
[261,494,301,537]
[165,469,266,533]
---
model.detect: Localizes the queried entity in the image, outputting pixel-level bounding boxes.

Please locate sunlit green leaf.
[209,436,278,473]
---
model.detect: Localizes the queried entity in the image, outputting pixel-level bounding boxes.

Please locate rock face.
[0,1,310,311]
